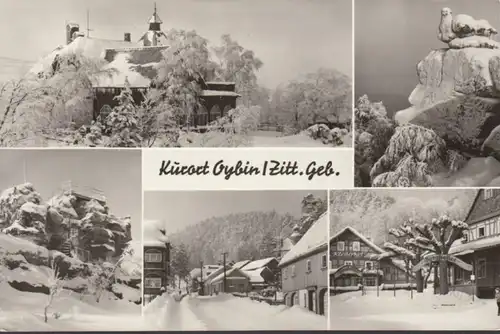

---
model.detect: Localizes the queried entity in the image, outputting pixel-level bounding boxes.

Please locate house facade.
[279,213,329,316]
[330,226,410,294]
[42,5,240,127]
[450,189,500,298]
[143,242,170,299]
[208,268,250,294]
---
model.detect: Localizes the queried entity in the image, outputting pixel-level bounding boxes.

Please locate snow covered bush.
[354,95,395,187]
[104,79,142,148]
[370,124,468,187]
[44,258,65,323]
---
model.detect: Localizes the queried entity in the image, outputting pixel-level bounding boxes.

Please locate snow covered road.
[145,293,326,330]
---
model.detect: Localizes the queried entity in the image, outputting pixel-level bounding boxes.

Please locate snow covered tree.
[260,232,278,258]
[153,29,217,128]
[370,124,468,187]
[105,78,142,147]
[376,219,425,292]
[44,257,64,323]
[354,95,395,187]
[402,215,468,295]
[212,34,263,107]
[170,243,190,284]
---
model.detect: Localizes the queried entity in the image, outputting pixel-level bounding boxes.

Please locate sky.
[0,149,142,239]
[144,190,327,235]
[0,0,352,89]
[355,0,500,116]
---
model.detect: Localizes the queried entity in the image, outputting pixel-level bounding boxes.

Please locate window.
[352,241,360,252]
[321,254,327,268]
[463,232,469,243]
[344,260,353,266]
[145,251,162,262]
[477,259,486,278]
[145,277,162,289]
[306,260,312,273]
[209,105,222,122]
[365,261,373,270]
[364,277,376,286]
[337,241,345,251]
[484,189,494,200]
[291,265,296,277]
[478,226,485,238]
[283,267,287,279]
[196,106,208,126]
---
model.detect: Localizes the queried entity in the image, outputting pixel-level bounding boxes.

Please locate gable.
[330,228,382,255]
[466,189,500,224]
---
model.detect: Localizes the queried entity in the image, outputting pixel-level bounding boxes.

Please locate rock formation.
[0,183,132,263]
[386,10,500,186]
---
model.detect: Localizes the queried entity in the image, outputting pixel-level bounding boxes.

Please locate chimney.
[124,33,131,42]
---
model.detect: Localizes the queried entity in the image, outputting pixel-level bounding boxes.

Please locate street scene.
[329,188,500,330]
[0,150,145,331]
[143,190,328,330]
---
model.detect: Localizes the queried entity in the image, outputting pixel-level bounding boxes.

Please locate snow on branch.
[382,242,416,260]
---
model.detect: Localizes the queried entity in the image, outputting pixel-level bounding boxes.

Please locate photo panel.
[0,0,352,149]
[354,0,500,188]
[0,149,143,331]
[329,188,497,330]
[142,190,329,330]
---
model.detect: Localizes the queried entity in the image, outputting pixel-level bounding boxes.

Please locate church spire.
[148,2,163,31]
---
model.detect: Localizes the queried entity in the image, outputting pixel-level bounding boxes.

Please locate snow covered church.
[31,4,240,127]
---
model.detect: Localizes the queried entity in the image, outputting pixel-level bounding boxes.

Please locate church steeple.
[148,2,163,32]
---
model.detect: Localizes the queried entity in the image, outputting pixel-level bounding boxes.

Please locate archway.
[209,105,222,123]
[318,288,327,315]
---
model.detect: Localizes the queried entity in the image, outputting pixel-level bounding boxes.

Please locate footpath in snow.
[144,293,326,330]
[330,289,500,330]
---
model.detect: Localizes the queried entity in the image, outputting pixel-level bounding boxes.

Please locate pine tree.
[105,78,142,147]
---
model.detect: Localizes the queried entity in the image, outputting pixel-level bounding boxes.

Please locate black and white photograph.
[142,190,328,330]
[355,0,500,188]
[328,188,500,330]
[0,149,143,331]
[0,0,352,148]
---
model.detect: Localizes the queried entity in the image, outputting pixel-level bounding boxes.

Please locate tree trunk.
[416,270,424,293]
[439,260,449,295]
[433,265,439,294]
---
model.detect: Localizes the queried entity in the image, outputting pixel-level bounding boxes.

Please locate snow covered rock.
[407,95,500,154]
[451,14,497,39]
[404,48,500,111]
[47,193,78,219]
[433,156,500,187]
[449,36,500,49]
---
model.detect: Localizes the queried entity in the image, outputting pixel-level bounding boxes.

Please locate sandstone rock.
[408,48,500,109]
[408,95,500,153]
[452,14,497,39]
[449,36,500,49]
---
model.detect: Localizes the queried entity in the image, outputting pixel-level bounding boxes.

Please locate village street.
[144,293,325,331]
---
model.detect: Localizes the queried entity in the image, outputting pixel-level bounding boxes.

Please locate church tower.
[148,3,163,32]
[139,2,167,47]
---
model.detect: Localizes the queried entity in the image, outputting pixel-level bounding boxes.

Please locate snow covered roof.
[330,226,409,274]
[203,266,228,284]
[148,12,163,24]
[138,30,169,48]
[232,260,251,269]
[450,234,500,254]
[94,45,168,88]
[244,257,277,271]
[29,36,138,75]
[210,268,250,284]
[243,267,266,283]
[200,90,241,97]
[143,219,168,248]
[330,226,385,253]
[279,212,328,267]
[190,265,224,280]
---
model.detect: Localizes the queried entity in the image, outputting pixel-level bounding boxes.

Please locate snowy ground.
[330,288,500,330]
[0,282,147,331]
[145,293,326,330]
